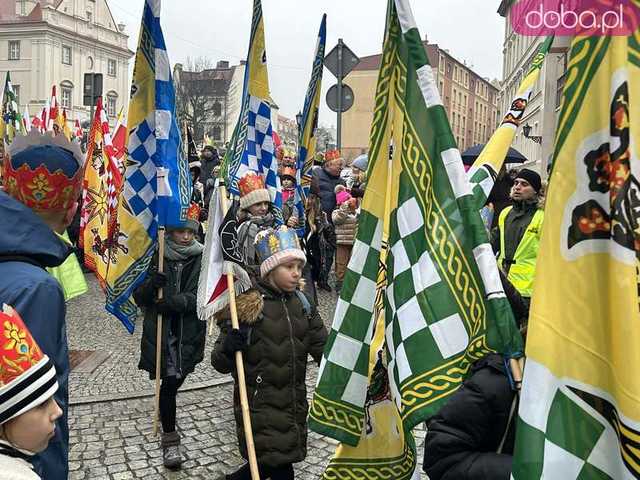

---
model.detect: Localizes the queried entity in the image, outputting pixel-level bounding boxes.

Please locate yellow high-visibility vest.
[498,206,544,297]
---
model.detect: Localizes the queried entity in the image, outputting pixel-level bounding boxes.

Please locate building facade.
[276,114,297,147]
[341,39,500,162]
[498,0,570,174]
[0,0,132,127]
[174,60,238,145]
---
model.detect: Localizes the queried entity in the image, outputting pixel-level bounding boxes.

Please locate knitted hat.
[352,153,368,172]
[335,184,352,205]
[515,168,542,193]
[238,172,271,210]
[0,305,58,425]
[255,226,307,278]
[4,130,84,212]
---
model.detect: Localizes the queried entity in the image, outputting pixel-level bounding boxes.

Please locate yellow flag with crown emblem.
[511,20,640,480]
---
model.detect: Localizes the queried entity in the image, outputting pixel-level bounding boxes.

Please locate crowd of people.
[0,127,546,479]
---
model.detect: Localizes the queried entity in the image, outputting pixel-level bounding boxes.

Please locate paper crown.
[281,166,297,181]
[238,171,271,210]
[276,145,296,161]
[325,149,342,162]
[254,226,306,278]
[0,305,58,425]
[187,202,201,222]
[3,130,84,212]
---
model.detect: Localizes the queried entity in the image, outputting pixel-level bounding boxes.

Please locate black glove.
[155,295,184,315]
[151,271,167,289]
[222,328,248,356]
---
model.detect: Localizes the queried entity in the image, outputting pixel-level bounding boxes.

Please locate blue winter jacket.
[0,191,71,479]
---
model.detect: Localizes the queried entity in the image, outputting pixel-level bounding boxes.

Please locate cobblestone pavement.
[68,275,428,479]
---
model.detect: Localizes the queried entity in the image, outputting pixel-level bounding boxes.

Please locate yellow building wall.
[341,70,377,163]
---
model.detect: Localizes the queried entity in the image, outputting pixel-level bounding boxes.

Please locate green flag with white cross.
[308,0,523,449]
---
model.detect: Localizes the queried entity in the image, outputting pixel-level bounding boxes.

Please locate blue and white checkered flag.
[233,95,282,211]
[106,0,191,333]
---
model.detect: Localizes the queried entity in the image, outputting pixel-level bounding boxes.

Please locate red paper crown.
[325,149,342,162]
[187,202,201,222]
[238,171,267,197]
[0,305,45,387]
[3,131,84,212]
[281,166,297,180]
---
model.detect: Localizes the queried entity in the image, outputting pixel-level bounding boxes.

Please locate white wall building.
[498,0,570,175]
[0,0,132,127]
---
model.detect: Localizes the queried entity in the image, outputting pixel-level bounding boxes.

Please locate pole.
[336,38,343,151]
[89,74,95,131]
[218,181,261,480]
[152,228,166,436]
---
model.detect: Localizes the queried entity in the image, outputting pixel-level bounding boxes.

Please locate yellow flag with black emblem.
[512,20,640,480]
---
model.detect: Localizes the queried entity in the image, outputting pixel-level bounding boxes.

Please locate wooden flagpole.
[152,227,166,437]
[219,181,260,480]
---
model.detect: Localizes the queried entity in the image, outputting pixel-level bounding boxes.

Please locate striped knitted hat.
[0,305,58,425]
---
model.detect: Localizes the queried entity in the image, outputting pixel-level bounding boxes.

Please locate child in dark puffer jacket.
[211,226,327,480]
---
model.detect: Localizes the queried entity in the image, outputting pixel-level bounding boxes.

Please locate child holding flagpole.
[133,204,206,470]
[211,226,327,480]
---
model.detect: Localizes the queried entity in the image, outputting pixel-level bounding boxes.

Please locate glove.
[155,295,184,315]
[151,271,167,288]
[222,328,248,356]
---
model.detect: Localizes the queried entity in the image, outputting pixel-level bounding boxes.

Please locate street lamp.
[522,123,542,144]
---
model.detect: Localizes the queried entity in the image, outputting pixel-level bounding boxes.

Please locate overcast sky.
[107,0,506,127]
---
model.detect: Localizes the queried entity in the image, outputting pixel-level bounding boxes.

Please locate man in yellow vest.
[491,168,544,309]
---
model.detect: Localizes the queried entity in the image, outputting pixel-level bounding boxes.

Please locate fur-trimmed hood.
[215,278,306,326]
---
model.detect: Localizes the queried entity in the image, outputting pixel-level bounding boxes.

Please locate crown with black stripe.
[0,304,58,425]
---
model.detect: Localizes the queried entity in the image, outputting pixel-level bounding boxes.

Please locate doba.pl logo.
[511,0,640,36]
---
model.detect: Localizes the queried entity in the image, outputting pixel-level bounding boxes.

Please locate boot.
[161,431,182,470]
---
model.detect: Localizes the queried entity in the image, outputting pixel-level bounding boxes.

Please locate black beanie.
[515,168,542,193]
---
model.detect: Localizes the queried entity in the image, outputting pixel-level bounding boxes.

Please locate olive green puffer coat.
[211,280,327,467]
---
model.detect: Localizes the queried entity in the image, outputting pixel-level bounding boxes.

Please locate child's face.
[269,260,303,292]
[169,228,195,246]
[248,201,270,217]
[3,398,62,453]
[282,178,294,189]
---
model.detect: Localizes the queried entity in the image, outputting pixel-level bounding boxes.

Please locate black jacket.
[423,354,517,480]
[133,251,206,379]
[211,281,327,467]
[313,167,344,220]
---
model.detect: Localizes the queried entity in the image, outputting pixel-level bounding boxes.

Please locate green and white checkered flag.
[309,0,523,447]
[1,71,22,144]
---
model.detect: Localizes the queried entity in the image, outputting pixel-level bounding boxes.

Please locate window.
[106,94,117,117]
[212,126,221,141]
[212,102,222,117]
[12,85,20,106]
[8,41,20,60]
[62,45,72,65]
[107,59,117,76]
[86,11,92,22]
[61,82,73,108]
[439,54,445,73]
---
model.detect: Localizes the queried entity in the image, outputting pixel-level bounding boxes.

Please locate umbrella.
[460,144,527,166]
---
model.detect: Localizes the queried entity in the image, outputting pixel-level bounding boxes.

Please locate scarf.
[0,439,34,461]
[164,237,204,262]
